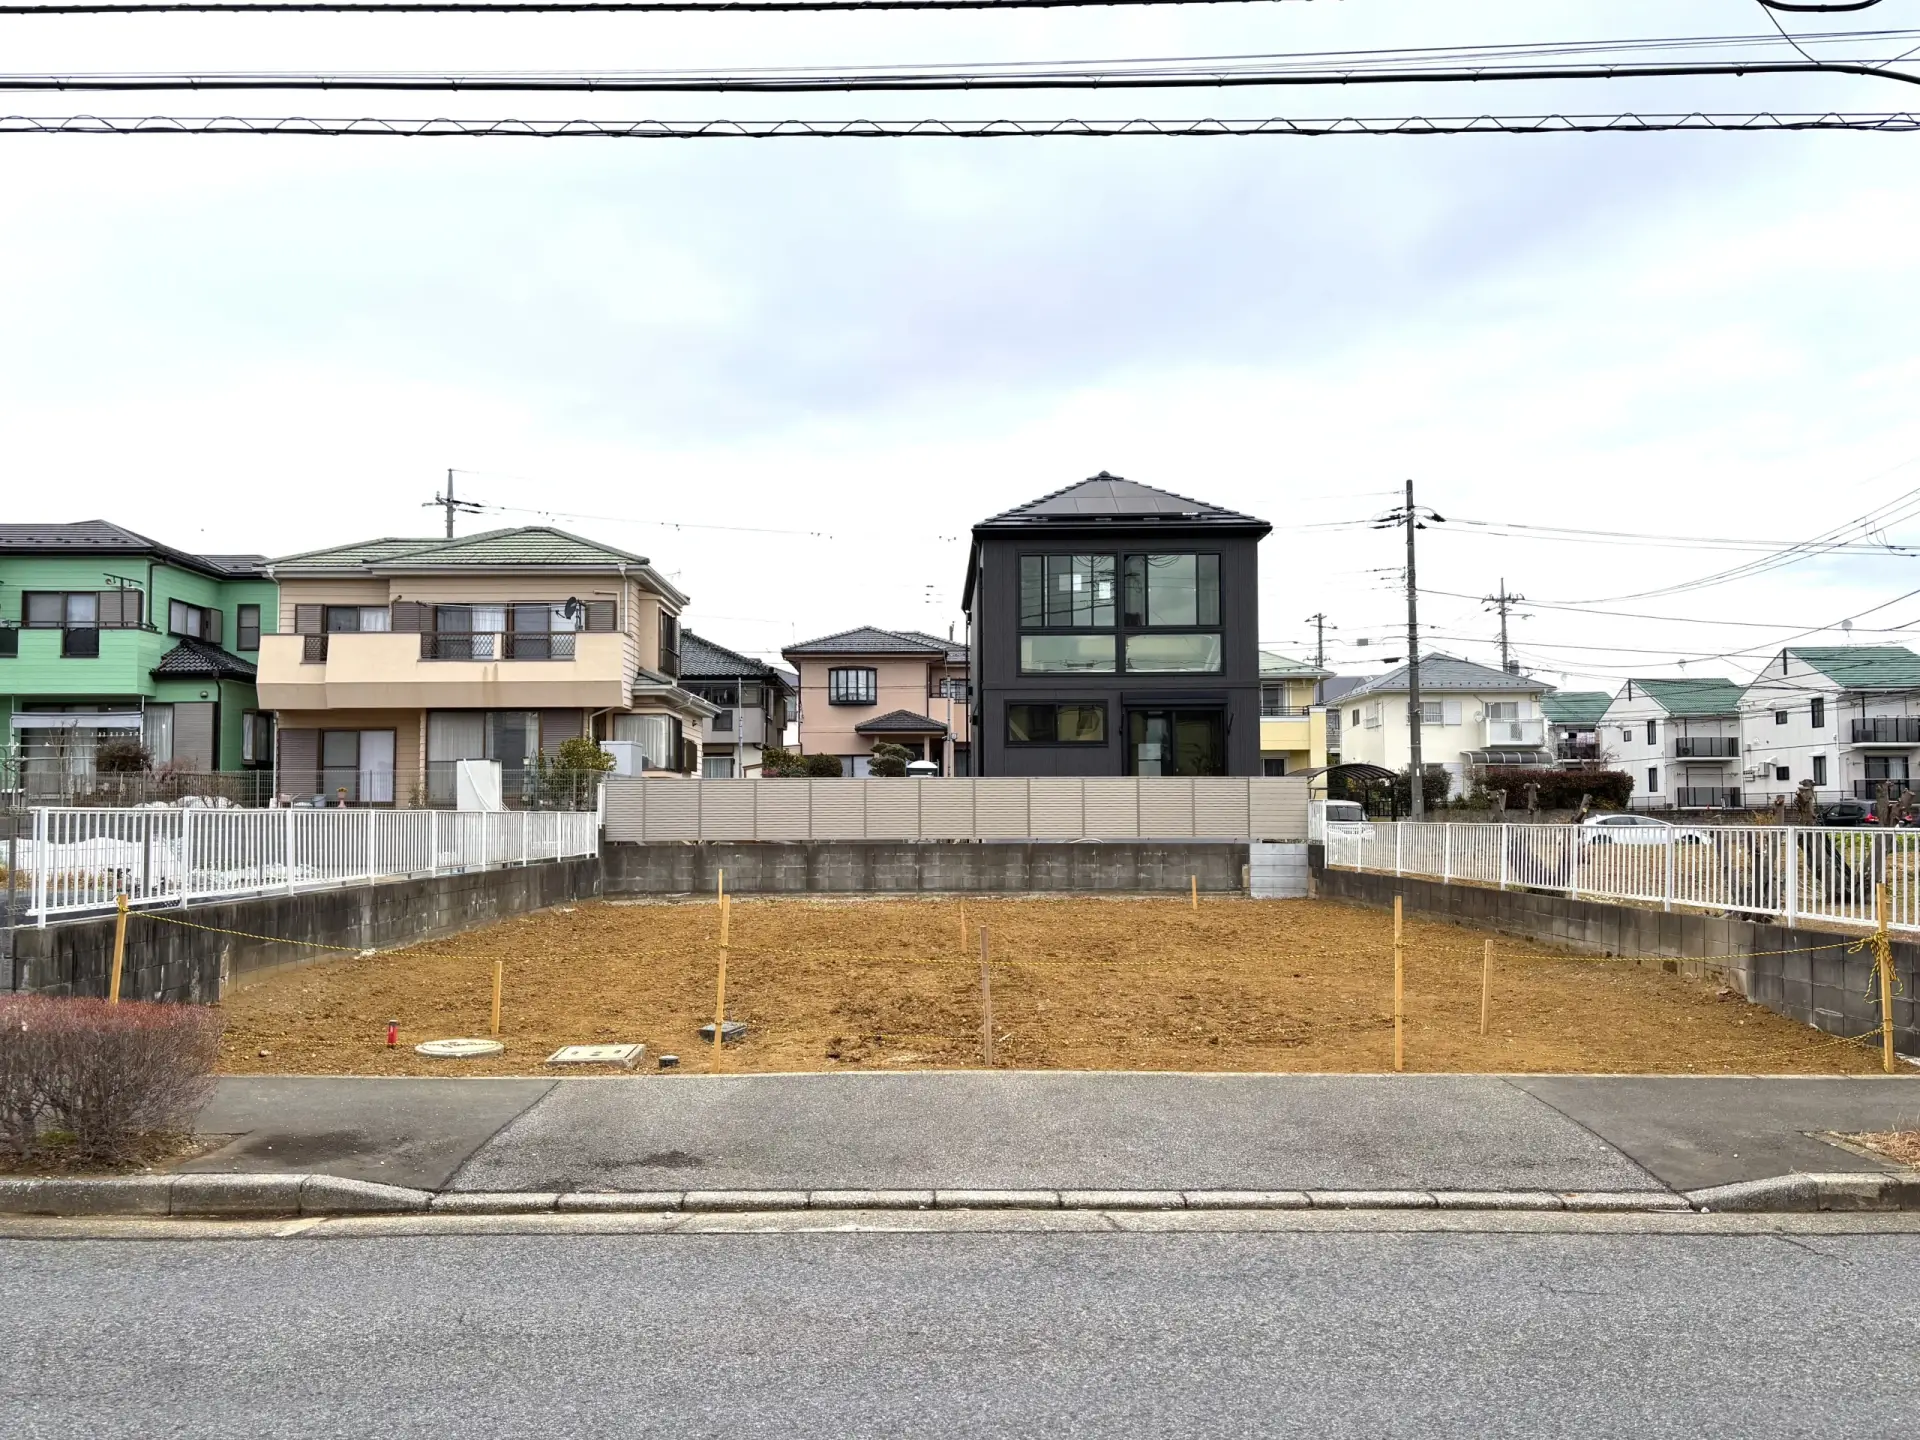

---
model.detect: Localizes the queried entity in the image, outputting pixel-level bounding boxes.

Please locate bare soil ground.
[213,896,1900,1078]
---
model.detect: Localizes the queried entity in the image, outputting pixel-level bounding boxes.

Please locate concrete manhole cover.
[546,1043,646,1068]
[415,1038,505,1059]
[699,1021,749,1044]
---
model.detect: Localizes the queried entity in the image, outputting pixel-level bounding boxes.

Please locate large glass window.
[1020,635,1117,674]
[1124,555,1220,628]
[612,713,685,772]
[1124,634,1222,674]
[1127,710,1225,776]
[1007,703,1107,744]
[828,668,878,705]
[1020,555,1116,629]
[319,729,395,803]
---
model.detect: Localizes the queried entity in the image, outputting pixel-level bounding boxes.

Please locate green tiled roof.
[1260,650,1330,679]
[1627,677,1743,717]
[1787,646,1920,690]
[270,527,651,572]
[1540,691,1611,726]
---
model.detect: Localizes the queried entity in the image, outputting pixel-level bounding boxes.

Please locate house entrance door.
[1126,709,1225,776]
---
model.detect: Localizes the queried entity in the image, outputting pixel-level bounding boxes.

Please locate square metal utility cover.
[545,1043,646,1068]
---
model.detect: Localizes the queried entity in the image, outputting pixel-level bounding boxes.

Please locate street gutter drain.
[414,1038,506,1060]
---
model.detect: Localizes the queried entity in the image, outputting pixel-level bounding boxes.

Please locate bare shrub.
[0,997,58,1158]
[26,999,224,1164]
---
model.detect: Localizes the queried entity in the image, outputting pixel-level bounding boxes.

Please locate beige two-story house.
[256,527,715,803]
[783,626,972,776]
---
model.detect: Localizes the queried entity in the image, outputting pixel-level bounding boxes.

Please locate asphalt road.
[6,1226,1913,1438]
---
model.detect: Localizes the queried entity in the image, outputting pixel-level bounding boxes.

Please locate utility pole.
[1306,612,1328,671]
[1484,579,1527,675]
[424,469,484,539]
[1375,482,1444,822]
[1404,481,1423,822]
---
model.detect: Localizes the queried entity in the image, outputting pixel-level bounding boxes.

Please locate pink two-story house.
[782,626,971,776]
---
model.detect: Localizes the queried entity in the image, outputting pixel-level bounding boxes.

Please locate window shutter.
[97,591,123,627]
[1443,701,1462,726]
[585,600,616,632]
[294,604,323,636]
[277,728,319,796]
[390,601,427,633]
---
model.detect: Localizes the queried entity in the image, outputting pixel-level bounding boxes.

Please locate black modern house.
[962,473,1271,777]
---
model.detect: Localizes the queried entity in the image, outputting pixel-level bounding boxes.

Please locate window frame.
[1122,553,1221,630]
[1813,754,1828,786]
[236,604,261,652]
[826,667,879,706]
[1020,553,1118,631]
[1810,697,1825,729]
[1005,702,1108,746]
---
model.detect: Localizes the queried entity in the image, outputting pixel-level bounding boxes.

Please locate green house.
[0,522,279,800]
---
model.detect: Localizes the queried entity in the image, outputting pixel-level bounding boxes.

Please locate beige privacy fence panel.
[603,777,1309,844]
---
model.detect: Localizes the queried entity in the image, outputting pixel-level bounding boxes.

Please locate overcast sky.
[5,0,1920,689]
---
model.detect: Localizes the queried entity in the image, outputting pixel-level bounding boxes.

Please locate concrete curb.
[0,1178,1703,1219]
[0,1174,434,1218]
[1687,1172,1920,1213]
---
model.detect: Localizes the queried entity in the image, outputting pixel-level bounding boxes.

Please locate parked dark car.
[1819,799,1878,827]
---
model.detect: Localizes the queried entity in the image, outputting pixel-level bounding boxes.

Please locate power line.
[10,60,1919,96]
[0,0,1304,10]
[8,113,1917,137]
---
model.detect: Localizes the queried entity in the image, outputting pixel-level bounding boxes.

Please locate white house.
[1738,646,1920,807]
[1599,678,1744,811]
[1336,654,1552,797]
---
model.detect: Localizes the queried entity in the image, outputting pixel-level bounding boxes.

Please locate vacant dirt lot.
[214,896,1900,1077]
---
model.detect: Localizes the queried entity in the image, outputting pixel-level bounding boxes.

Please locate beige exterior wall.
[257,632,630,712]
[793,656,942,755]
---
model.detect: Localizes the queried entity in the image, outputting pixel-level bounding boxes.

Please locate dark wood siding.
[968,525,1263,777]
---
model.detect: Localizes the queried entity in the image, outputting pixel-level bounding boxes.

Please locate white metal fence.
[602,776,1311,845]
[7,806,601,925]
[1323,820,1920,932]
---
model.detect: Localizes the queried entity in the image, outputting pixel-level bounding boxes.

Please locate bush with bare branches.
[0,997,223,1164]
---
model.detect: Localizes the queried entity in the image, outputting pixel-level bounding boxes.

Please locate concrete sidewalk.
[173,1073,1920,1198]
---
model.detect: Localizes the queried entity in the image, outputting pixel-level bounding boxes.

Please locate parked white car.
[1319,799,1372,837]
[1578,814,1709,846]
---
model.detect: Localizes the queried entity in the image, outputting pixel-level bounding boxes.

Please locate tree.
[804,753,843,778]
[867,742,912,779]
[760,746,803,778]
[554,736,615,774]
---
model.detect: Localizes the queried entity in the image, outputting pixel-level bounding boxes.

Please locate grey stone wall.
[602,841,1250,896]
[1309,852,1919,1053]
[10,857,602,1003]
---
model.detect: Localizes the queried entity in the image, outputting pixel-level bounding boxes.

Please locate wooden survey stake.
[1392,895,1405,1072]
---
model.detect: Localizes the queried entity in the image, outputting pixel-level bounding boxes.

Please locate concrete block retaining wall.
[1311,851,1920,1053]
[1250,843,1309,900]
[9,857,602,1003]
[601,841,1251,896]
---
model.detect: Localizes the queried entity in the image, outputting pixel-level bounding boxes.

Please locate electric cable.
[12,112,1917,138]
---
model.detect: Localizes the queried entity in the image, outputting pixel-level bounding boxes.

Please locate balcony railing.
[420,631,577,661]
[1851,718,1920,745]
[1556,742,1601,762]
[1673,737,1739,759]
[1855,778,1913,800]
[1261,703,1312,719]
[1675,787,1742,809]
[1482,717,1547,747]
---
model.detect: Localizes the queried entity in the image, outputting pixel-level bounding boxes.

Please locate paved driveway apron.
[448,1073,1667,1194]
